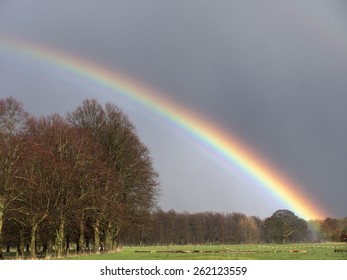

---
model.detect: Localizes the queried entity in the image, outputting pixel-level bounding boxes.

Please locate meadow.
[68,243,347,260]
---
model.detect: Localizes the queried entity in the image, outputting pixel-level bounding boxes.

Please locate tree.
[320,217,340,242]
[225,213,260,244]
[0,97,28,259]
[67,99,159,250]
[13,138,52,258]
[264,209,310,243]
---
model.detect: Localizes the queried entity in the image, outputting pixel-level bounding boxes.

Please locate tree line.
[0,97,159,259]
[120,209,304,245]
[120,209,347,246]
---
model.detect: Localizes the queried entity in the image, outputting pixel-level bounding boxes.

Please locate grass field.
[68,243,347,260]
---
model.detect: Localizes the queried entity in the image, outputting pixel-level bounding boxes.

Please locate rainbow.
[0,36,328,220]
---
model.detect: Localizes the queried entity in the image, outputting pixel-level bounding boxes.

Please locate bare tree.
[21,114,106,257]
[67,100,159,251]
[0,97,28,259]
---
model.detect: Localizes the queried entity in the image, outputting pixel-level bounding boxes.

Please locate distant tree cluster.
[119,209,313,245]
[319,217,347,242]
[0,97,159,259]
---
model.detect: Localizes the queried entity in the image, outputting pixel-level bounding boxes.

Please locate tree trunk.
[42,243,48,257]
[78,211,85,253]
[104,223,112,252]
[112,228,120,251]
[30,223,38,259]
[65,235,70,254]
[17,229,25,257]
[0,200,4,259]
[93,219,100,253]
[55,217,65,258]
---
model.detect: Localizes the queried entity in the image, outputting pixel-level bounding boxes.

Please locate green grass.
[67,243,347,260]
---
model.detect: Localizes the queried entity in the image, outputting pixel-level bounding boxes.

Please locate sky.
[0,0,346,219]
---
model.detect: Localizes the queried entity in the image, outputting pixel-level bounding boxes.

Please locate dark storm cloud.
[1,0,347,217]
